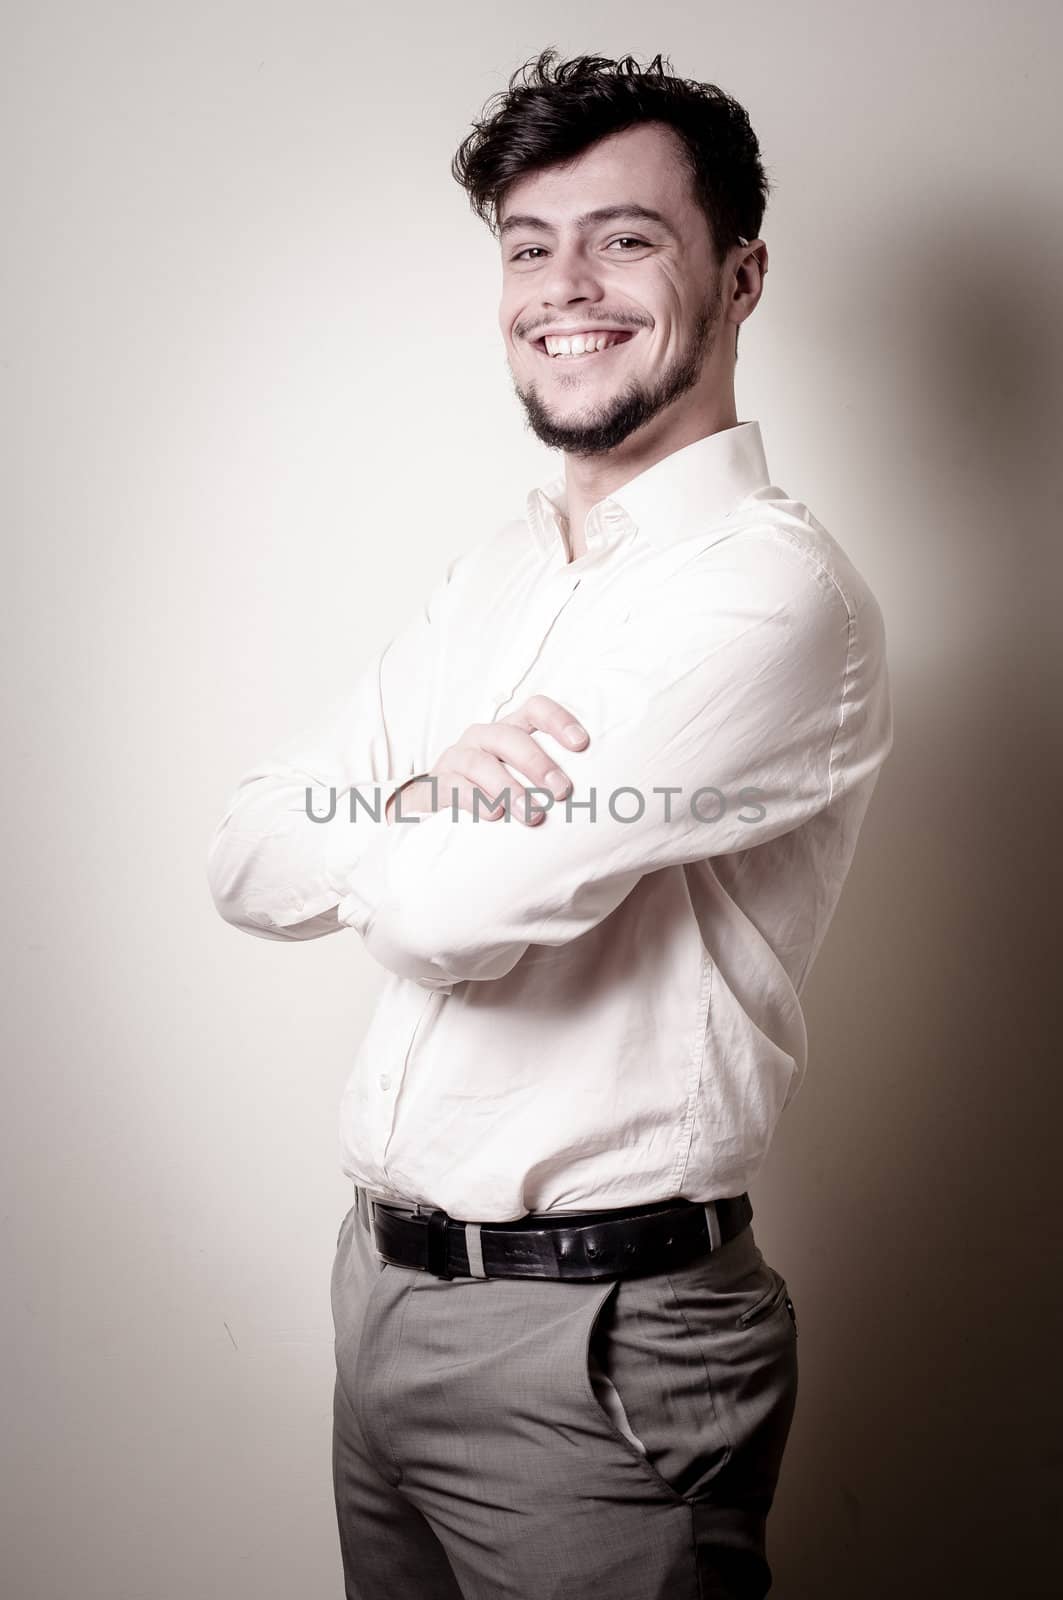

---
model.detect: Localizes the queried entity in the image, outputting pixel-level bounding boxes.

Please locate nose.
[538,239,606,310]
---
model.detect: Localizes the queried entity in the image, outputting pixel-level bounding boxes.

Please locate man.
[207,49,893,1600]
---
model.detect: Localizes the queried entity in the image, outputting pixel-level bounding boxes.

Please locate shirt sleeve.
[205,551,463,945]
[329,538,893,985]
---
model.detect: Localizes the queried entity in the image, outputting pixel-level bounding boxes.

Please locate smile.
[531,330,637,363]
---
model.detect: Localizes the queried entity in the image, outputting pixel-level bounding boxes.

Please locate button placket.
[489,576,584,716]
[379,987,444,1167]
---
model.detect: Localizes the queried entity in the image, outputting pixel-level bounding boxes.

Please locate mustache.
[518,315,648,340]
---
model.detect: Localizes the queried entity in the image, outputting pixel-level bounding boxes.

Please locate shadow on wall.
[753,206,1062,1599]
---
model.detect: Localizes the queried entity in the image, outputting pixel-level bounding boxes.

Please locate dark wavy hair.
[451,48,773,268]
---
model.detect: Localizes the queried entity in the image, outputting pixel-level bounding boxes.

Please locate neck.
[560,398,739,562]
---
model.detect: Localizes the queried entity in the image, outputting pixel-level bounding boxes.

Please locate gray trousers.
[331,1187,798,1599]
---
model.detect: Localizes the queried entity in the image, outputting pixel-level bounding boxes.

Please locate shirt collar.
[525,420,773,559]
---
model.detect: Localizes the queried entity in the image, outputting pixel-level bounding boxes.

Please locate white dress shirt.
[207,421,893,1222]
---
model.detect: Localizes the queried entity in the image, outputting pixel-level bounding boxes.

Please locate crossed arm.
[206,552,462,944]
[208,538,885,986]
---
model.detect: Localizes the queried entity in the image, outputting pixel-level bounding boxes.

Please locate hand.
[386,694,590,827]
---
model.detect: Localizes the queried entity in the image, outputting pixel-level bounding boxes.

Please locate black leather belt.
[366,1191,753,1283]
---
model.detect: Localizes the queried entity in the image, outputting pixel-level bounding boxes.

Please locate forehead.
[498,122,696,231]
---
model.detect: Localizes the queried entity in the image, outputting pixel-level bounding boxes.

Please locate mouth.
[530,329,638,365]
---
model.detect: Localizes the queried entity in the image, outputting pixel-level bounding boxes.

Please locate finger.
[500,694,589,750]
[438,770,545,827]
[428,740,550,821]
[461,722,573,800]
[449,751,547,824]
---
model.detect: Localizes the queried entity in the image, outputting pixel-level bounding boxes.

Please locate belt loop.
[704,1200,723,1250]
[425,1209,453,1278]
[464,1222,487,1279]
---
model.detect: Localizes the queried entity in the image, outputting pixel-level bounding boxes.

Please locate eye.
[508,236,651,263]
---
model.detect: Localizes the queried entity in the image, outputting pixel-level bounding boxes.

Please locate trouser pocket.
[576,1271,734,1502]
[577,1229,799,1506]
[736,1266,797,1336]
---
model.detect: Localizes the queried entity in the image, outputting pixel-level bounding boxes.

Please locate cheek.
[501,315,525,351]
[498,286,523,332]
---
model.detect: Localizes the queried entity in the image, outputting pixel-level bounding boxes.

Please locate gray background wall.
[4,2,1061,1595]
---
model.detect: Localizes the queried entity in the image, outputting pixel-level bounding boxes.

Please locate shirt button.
[378,1073,391,1091]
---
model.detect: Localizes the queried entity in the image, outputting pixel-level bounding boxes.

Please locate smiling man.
[207,48,892,1600]
[500,157,753,555]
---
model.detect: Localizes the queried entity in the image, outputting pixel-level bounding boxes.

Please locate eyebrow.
[498,204,678,242]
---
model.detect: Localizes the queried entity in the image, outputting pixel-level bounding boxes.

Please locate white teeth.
[543,331,626,357]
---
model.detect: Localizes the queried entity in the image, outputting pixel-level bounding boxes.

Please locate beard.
[509,283,723,457]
